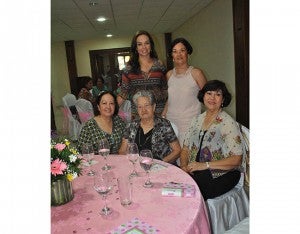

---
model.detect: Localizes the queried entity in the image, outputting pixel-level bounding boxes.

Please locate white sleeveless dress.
[166,66,201,146]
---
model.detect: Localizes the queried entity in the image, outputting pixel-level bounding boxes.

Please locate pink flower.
[51,159,67,176]
[54,143,66,151]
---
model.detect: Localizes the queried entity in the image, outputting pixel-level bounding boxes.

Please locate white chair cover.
[224,217,249,234]
[75,98,94,124]
[206,123,250,234]
[206,173,249,234]
[62,93,82,141]
[169,122,180,166]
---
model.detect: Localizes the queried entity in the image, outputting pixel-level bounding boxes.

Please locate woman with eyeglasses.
[119,90,181,164]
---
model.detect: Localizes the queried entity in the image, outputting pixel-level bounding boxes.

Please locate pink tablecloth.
[51,155,211,234]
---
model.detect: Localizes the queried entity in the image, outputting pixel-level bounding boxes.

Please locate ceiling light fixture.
[89,1,98,7]
[106,34,113,38]
[97,17,106,22]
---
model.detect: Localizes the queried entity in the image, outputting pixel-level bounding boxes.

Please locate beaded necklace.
[137,126,153,149]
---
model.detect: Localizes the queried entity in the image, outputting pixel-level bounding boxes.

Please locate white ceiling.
[51,0,213,42]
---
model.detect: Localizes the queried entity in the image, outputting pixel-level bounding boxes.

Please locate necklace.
[137,126,153,149]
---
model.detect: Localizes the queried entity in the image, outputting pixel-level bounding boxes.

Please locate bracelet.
[206,162,210,169]
[162,115,166,118]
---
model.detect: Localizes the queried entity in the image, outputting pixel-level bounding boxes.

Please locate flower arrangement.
[51,138,83,182]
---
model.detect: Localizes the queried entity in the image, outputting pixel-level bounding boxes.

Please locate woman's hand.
[187,161,207,173]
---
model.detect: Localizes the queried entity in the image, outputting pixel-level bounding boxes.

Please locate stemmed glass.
[127,143,139,177]
[98,138,111,170]
[93,172,114,216]
[139,149,154,188]
[82,143,95,176]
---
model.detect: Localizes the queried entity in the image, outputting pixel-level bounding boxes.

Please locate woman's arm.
[162,140,181,163]
[187,154,242,173]
[118,137,128,155]
[180,145,190,172]
[191,68,207,90]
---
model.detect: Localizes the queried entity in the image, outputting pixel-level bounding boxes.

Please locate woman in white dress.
[162,38,207,147]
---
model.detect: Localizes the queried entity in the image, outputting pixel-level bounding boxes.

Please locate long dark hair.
[128,30,158,74]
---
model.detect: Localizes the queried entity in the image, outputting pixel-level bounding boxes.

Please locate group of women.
[77,30,245,200]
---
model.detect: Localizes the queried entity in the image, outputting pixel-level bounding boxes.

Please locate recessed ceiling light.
[106,34,113,38]
[89,1,98,7]
[97,17,106,22]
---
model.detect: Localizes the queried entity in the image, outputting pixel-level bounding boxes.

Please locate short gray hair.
[132,90,156,106]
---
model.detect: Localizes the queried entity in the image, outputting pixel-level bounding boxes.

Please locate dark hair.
[78,76,92,89]
[94,91,119,116]
[168,37,193,58]
[128,30,158,73]
[197,80,232,107]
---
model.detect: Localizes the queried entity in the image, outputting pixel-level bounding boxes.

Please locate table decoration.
[109,217,160,234]
[51,137,83,206]
[161,182,196,198]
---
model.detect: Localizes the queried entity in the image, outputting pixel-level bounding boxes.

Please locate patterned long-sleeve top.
[77,115,125,154]
[183,110,245,178]
[119,59,168,119]
[123,116,177,160]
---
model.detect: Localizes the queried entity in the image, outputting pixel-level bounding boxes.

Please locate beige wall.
[51,0,236,133]
[172,0,236,117]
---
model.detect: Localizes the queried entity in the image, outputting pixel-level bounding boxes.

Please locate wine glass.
[139,149,154,188]
[82,143,95,176]
[98,138,111,170]
[93,172,114,216]
[127,143,139,177]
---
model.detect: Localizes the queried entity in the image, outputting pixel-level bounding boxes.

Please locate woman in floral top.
[77,91,125,154]
[180,80,244,200]
[119,90,181,164]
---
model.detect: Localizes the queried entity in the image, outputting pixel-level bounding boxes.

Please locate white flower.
[72,172,78,179]
[69,154,77,163]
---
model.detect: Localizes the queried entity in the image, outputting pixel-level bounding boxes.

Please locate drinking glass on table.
[98,138,111,170]
[82,143,95,176]
[139,149,154,188]
[93,172,114,216]
[127,143,139,177]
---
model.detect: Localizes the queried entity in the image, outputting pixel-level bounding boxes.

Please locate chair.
[62,93,82,141]
[75,98,94,124]
[205,123,250,234]
[169,122,180,165]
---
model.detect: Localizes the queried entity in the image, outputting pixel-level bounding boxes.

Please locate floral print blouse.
[77,115,125,154]
[123,116,177,161]
[183,110,244,178]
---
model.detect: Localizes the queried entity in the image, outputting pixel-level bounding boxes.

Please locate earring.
[221,102,224,108]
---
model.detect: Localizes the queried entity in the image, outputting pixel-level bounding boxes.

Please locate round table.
[51,155,211,234]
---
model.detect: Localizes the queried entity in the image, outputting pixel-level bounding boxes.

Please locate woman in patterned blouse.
[180,80,245,200]
[77,91,125,154]
[118,30,168,120]
[119,90,181,164]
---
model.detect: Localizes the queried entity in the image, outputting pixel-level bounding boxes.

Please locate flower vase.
[51,176,74,206]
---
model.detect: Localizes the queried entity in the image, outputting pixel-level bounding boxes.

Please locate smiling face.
[136,34,151,57]
[171,42,188,66]
[136,96,155,120]
[203,90,224,112]
[97,93,115,117]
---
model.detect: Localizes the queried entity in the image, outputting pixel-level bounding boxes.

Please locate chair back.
[75,98,94,124]
[238,123,250,197]
[61,93,82,141]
